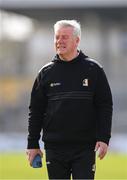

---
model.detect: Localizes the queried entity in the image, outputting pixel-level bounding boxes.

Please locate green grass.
[96,153,127,179]
[0,152,127,179]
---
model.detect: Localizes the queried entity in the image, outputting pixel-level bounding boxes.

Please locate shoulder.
[35,61,55,81]
[85,57,103,69]
[38,61,55,74]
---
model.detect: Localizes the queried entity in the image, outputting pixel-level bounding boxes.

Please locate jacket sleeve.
[27,71,47,149]
[94,67,113,145]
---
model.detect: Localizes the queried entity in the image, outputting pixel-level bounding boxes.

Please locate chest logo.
[50,82,61,87]
[82,79,89,86]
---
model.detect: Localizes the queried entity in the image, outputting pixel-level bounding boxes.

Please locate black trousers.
[45,147,96,180]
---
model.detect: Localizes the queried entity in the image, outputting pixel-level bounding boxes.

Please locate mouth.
[57,46,66,50]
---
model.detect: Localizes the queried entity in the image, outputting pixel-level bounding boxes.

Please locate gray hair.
[54,20,81,39]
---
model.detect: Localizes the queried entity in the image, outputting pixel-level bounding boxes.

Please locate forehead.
[55,26,74,35]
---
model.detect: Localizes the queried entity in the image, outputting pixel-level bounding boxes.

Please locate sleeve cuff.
[27,139,40,149]
[96,137,110,145]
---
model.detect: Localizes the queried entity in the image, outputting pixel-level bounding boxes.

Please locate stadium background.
[0,0,127,179]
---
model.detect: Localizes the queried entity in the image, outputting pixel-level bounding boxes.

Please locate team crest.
[83,79,89,86]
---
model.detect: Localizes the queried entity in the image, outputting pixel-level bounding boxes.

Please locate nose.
[57,37,63,43]
[55,36,64,44]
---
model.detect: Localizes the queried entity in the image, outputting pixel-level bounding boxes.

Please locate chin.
[57,51,66,56]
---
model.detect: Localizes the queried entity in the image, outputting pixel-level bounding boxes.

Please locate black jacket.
[27,51,113,149]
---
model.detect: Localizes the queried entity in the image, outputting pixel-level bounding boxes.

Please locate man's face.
[54,26,79,59]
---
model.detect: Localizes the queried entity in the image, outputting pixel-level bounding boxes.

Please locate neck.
[59,50,79,61]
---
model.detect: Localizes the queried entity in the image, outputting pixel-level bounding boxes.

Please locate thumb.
[95,142,100,152]
[38,149,43,158]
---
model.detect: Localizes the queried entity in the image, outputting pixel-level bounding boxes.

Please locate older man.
[26,20,113,179]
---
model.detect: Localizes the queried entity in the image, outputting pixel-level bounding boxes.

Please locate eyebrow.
[55,35,69,39]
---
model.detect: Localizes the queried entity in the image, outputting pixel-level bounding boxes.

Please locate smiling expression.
[54,26,80,60]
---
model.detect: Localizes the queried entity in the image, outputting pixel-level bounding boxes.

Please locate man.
[26,20,113,179]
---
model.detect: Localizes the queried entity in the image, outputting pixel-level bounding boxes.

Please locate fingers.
[97,146,107,160]
[26,150,34,166]
[95,141,108,160]
[26,149,43,166]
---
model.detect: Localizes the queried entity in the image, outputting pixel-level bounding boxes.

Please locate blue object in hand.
[32,154,42,168]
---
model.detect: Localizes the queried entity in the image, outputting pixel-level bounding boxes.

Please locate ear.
[76,36,80,45]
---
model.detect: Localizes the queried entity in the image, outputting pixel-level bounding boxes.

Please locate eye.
[55,35,59,40]
[62,35,69,40]
[55,35,69,41]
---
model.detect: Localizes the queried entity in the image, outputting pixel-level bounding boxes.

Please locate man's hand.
[95,141,108,160]
[26,149,43,166]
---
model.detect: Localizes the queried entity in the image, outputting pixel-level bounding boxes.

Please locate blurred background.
[0,0,127,156]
